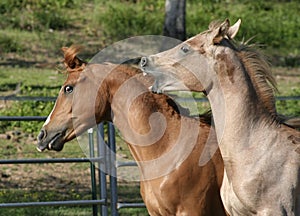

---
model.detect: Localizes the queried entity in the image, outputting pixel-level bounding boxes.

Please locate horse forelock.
[62,45,87,74]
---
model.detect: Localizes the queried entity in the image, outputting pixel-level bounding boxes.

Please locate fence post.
[97,123,108,216]
[108,123,119,216]
[88,128,98,216]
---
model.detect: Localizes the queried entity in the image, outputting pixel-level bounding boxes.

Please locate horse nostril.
[140,57,148,68]
[37,129,46,141]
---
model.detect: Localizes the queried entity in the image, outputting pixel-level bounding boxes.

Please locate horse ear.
[211,19,230,44]
[227,19,241,39]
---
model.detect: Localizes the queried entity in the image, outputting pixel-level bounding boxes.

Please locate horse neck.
[207,53,276,155]
[107,67,181,161]
[107,67,213,181]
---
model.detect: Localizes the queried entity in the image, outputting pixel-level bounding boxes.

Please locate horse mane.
[231,41,280,124]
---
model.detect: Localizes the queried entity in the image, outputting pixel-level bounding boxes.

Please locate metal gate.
[0,114,145,215]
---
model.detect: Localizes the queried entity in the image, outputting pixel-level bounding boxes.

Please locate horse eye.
[64,85,73,94]
[181,45,189,53]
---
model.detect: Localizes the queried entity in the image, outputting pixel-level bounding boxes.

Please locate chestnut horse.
[141,19,300,215]
[37,46,226,215]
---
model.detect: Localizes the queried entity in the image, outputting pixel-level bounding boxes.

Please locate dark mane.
[230,41,280,124]
[218,35,297,128]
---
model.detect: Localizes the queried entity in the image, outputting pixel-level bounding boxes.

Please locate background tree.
[163,0,186,41]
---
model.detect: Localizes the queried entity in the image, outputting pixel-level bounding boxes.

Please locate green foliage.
[0,33,23,53]
[91,0,300,66]
[186,0,300,66]
[92,0,165,42]
[276,88,300,117]
[0,0,75,31]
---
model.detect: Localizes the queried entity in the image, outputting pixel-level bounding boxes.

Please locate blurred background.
[0,0,299,66]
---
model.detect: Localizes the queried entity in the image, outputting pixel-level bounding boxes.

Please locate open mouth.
[37,133,64,152]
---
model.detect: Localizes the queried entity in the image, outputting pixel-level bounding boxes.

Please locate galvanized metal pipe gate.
[0,118,145,216]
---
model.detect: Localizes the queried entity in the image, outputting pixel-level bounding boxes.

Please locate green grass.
[0,205,93,216]
[0,0,299,66]
[0,67,64,133]
[0,190,93,216]
[272,68,300,117]
[0,184,148,216]
[0,67,64,88]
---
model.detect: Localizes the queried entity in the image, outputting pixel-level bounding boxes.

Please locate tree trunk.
[163,0,186,41]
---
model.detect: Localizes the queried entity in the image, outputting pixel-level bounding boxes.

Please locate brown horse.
[141,19,300,215]
[37,46,226,215]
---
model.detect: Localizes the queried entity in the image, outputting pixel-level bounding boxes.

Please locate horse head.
[37,46,112,151]
[140,19,241,94]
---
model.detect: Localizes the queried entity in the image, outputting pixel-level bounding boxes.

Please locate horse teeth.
[36,147,43,152]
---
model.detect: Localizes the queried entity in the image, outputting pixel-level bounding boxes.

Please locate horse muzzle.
[37,129,65,152]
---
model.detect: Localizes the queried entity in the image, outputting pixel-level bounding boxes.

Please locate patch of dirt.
[0,163,92,196]
[0,134,94,200]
